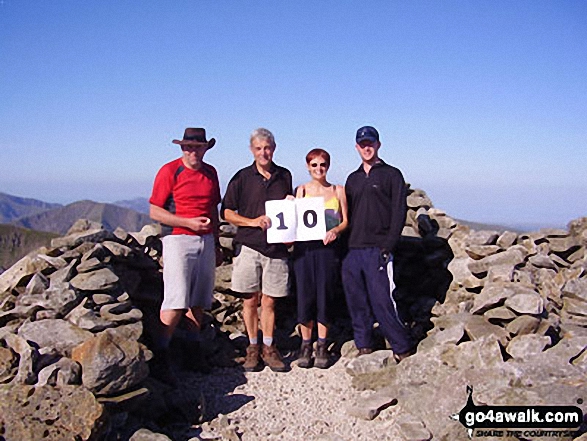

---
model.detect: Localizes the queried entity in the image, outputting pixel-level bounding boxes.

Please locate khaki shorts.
[161,234,215,310]
[231,245,290,297]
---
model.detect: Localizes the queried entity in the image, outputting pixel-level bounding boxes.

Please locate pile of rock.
[343,189,587,439]
[1,188,585,440]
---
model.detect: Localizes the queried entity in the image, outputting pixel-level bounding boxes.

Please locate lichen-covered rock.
[0,384,106,440]
[71,330,149,395]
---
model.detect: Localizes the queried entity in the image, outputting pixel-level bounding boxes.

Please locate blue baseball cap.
[356,126,379,143]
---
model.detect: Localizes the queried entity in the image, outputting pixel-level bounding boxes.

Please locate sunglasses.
[181,145,206,152]
[310,162,328,168]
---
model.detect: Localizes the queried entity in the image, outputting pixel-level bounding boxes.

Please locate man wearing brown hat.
[149,128,222,381]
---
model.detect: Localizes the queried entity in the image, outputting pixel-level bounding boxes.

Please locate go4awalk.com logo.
[451,386,584,439]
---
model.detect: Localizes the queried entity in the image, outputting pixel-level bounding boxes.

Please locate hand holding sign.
[265,197,326,243]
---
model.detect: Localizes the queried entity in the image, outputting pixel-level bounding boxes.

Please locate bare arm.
[223,208,271,230]
[323,185,349,245]
[150,204,211,234]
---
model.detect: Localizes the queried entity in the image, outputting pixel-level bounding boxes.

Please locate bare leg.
[300,321,314,341]
[260,294,276,339]
[185,307,204,332]
[160,309,185,340]
[243,292,260,341]
[317,322,328,340]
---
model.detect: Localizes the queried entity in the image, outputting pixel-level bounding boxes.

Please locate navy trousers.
[293,240,339,325]
[342,247,414,354]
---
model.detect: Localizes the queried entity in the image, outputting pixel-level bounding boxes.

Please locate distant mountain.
[0,192,62,223]
[11,200,153,235]
[0,224,58,270]
[455,218,523,234]
[113,197,150,214]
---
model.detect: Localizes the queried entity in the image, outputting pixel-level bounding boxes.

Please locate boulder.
[71,330,149,395]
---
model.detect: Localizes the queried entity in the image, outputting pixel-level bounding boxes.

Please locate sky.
[1,1,586,229]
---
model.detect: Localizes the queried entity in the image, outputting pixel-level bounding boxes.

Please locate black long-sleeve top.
[345,160,407,253]
[221,162,293,259]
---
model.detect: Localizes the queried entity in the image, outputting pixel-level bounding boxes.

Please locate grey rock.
[103,241,133,257]
[18,319,93,356]
[130,224,161,246]
[505,315,541,336]
[100,303,143,324]
[130,428,172,441]
[346,386,397,420]
[92,293,117,305]
[48,259,78,287]
[37,254,68,270]
[51,227,114,248]
[496,231,518,249]
[0,254,52,294]
[528,254,557,270]
[506,334,551,360]
[345,350,394,376]
[484,306,517,323]
[465,245,500,260]
[467,230,499,246]
[562,278,587,302]
[77,257,104,273]
[395,414,432,441]
[468,246,526,275]
[37,356,81,386]
[463,315,509,345]
[562,297,587,316]
[70,267,119,291]
[504,292,544,315]
[24,272,49,296]
[19,283,80,316]
[470,282,535,314]
[548,235,580,253]
[2,333,38,384]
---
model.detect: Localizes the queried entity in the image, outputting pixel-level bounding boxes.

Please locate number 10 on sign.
[265,197,326,243]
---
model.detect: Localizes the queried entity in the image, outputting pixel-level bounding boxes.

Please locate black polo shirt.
[221,162,293,258]
[345,159,407,253]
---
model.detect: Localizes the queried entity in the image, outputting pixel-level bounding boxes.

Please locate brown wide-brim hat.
[172,128,216,149]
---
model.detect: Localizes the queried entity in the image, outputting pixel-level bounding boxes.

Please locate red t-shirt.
[149,158,221,236]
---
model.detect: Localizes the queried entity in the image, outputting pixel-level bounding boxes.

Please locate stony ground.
[180,353,404,441]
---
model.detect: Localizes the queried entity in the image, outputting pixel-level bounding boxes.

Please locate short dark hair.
[305,148,330,166]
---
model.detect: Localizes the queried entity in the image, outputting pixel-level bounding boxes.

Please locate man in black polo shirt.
[221,128,293,372]
[342,126,415,362]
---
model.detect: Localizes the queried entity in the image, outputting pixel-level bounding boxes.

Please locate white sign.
[265,197,326,243]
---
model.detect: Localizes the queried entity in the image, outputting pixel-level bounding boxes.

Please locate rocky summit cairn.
[341,188,587,439]
[0,189,586,440]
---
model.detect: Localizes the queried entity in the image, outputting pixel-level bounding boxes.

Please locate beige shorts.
[161,234,215,310]
[231,245,290,297]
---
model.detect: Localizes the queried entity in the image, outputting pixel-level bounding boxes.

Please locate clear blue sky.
[1,1,586,228]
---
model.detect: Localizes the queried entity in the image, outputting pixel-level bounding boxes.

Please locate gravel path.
[182,355,403,441]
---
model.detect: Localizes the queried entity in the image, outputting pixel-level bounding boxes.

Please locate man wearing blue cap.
[342,126,415,362]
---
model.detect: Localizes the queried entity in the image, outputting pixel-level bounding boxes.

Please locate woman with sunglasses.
[294,148,348,368]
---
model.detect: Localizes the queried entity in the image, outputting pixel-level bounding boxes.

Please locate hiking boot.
[358,347,373,356]
[314,341,330,369]
[150,348,178,387]
[297,342,313,369]
[183,341,212,374]
[393,348,416,363]
[262,343,287,372]
[243,344,262,372]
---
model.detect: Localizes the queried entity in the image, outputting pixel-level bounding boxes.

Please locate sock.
[318,337,327,345]
[263,336,273,347]
[302,339,312,346]
[249,337,258,345]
